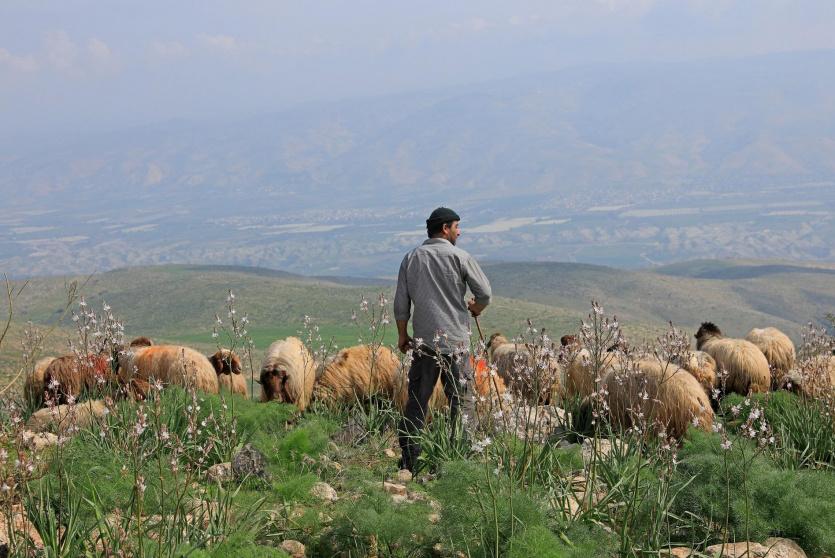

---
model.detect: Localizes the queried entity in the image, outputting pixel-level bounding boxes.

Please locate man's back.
[394,238,491,353]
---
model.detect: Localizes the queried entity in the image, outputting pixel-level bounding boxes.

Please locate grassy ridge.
[3,259,835,387]
[483,259,835,340]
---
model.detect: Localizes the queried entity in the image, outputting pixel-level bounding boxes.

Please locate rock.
[383,482,407,496]
[506,405,566,442]
[280,539,306,558]
[407,491,427,502]
[662,548,699,557]
[206,462,233,483]
[581,437,627,466]
[396,469,413,482]
[384,448,398,458]
[311,482,338,503]
[232,443,269,481]
[764,538,807,558]
[390,494,408,504]
[704,542,768,557]
[26,400,107,433]
[0,504,44,553]
[20,430,59,451]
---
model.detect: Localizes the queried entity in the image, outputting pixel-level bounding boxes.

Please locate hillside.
[483,260,835,340]
[3,260,835,388]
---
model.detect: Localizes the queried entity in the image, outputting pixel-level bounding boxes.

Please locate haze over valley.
[2,50,835,277]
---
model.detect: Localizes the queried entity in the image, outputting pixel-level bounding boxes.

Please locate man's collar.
[423,238,452,246]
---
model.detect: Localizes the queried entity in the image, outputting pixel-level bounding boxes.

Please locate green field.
[2,259,835,387]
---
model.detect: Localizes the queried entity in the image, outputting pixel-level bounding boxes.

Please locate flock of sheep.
[21,322,835,442]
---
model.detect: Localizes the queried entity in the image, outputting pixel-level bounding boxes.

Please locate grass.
[2,274,835,556]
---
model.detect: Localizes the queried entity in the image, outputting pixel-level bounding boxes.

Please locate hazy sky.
[2,0,834,136]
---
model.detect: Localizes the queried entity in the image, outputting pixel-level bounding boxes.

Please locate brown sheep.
[209,349,249,397]
[314,345,404,407]
[781,354,835,398]
[23,356,56,407]
[119,345,219,394]
[487,333,562,404]
[42,353,114,405]
[259,337,316,410]
[671,350,717,395]
[564,348,617,399]
[744,327,796,389]
[695,322,771,395]
[602,359,714,440]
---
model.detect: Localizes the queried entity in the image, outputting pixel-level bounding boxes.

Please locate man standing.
[394,207,492,473]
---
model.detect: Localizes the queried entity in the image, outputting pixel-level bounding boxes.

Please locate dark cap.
[426,207,461,228]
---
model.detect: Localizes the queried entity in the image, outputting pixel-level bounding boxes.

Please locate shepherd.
[394,207,492,473]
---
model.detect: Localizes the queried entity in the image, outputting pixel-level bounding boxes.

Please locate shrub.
[506,524,617,558]
[673,429,835,555]
[430,460,548,557]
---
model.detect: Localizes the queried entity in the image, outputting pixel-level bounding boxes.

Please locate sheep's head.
[209,350,242,376]
[129,336,153,348]
[488,333,507,350]
[260,364,292,403]
[694,322,722,349]
[560,335,579,348]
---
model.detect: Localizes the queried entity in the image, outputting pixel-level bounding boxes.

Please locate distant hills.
[1,50,835,278]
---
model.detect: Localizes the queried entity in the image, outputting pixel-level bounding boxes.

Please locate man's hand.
[468,298,486,317]
[398,332,414,354]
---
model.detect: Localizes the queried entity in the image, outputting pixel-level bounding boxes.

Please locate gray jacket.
[394,238,492,354]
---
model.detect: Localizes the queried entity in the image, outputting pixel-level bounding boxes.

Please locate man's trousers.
[397,349,466,472]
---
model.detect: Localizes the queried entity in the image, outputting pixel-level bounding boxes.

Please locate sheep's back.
[126,345,219,394]
[701,337,770,394]
[745,327,796,386]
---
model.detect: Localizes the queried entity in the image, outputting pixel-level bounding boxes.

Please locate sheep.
[259,337,317,410]
[670,350,717,395]
[781,354,835,399]
[314,344,406,408]
[23,356,56,407]
[564,347,618,399]
[695,322,771,395]
[26,399,108,434]
[42,353,114,405]
[472,356,507,399]
[601,359,714,440]
[119,345,220,394]
[744,327,796,389]
[487,333,562,404]
[209,349,249,397]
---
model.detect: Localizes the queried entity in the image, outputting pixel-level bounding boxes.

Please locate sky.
[2,0,835,137]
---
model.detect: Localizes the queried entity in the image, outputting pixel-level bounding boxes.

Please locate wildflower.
[691,416,700,428]
[721,439,732,451]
